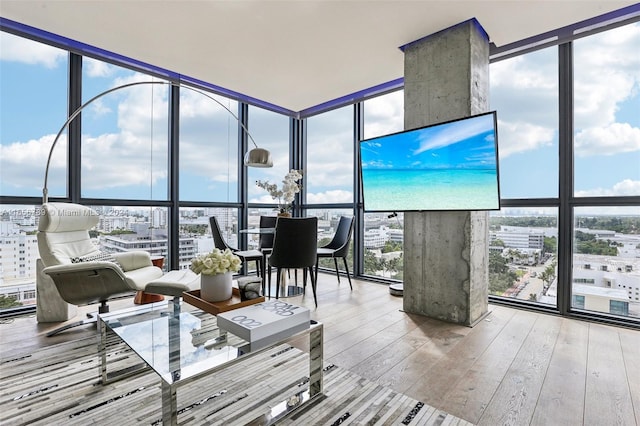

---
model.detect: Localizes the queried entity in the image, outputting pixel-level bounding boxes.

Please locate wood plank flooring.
[1,273,638,425]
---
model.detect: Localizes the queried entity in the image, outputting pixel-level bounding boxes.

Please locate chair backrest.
[268,217,317,269]
[37,203,101,267]
[324,216,354,256]
[259,215,278,250]
[209,216,235,251]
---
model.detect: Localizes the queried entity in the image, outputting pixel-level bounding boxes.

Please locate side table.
[134,255,166,304]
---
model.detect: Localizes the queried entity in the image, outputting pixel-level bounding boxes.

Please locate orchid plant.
[190,248,242,276]
[256,169,303,213]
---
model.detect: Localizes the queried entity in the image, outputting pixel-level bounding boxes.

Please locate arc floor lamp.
[42,80,273,203]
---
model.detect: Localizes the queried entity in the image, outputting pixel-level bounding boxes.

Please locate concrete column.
[402,19,490,326]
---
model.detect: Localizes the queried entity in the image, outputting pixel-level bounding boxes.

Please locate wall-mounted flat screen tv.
[359,111,500,212]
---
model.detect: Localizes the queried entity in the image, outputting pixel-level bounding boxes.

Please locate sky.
[0,22,638,204]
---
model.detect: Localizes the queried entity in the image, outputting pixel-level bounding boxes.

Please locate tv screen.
[359,111,500,212]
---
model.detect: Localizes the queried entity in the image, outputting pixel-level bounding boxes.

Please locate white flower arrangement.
[190,248,242,276]
[256,169,303,213]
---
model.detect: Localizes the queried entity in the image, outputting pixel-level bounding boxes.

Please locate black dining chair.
[315,215,354,290]
[258,215,278,257]
[268,217,319,307]
[209,216,265,290]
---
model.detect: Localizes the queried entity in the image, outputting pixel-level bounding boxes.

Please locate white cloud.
[496,120,555,158]
[570,24,640,160]
[0,134,65,192]
[84,58,115,78]
[575,122,640,157]
[491,56,556,91]
[575,179,640,197]
[363,91,404,139]
[0,75,244,194]
[492,23,640,159]
[307,190,353,204]
[0,32,65,68]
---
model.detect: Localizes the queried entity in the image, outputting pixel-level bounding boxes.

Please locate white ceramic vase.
[200,272,233,302]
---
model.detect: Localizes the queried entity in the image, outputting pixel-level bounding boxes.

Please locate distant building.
[364,227,388,249]
[573,254,640,304]
[98,216,130,233]
[572,283,629,316]
[490,226,546,265]
[491,226,545,250]
[0,232,38,306]
[100,233,198,270]
[387,228,403,244]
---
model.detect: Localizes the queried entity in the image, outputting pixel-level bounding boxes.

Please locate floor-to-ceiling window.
[305,105,355,275]
[0,33,68,311]
[570,23,640,320]
[178,89,241,270]
[486,20,640,324]
[489,47,559,307]
[362,90,404,279]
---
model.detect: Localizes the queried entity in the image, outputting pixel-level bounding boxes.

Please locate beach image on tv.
[360,113,500,211]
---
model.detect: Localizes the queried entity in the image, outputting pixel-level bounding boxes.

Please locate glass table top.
[99,303,250,385]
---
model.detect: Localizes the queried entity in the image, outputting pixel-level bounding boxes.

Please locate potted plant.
[190,248,242,302]
[255,169,303,217]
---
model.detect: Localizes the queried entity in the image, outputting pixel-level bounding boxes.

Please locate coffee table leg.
[162,381,178,426]
[309,323,323,397]
[98,316,108,384]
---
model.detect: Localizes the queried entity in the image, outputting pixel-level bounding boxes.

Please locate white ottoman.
[145,269,200,297]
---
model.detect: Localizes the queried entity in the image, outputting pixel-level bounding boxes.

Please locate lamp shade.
[244,147,273,168]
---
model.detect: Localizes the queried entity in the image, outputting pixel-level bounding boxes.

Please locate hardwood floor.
[1,273,638,425]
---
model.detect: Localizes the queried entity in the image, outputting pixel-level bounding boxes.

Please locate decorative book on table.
[216,300,310,348]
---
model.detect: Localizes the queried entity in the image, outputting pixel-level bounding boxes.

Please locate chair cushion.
[124,265,165,291]
[70,251,123,269]
[316,247,337,257]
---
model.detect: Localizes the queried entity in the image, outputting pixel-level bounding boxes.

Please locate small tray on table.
[183,287,265,315]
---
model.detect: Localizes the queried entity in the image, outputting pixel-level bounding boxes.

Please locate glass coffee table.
[97,302,323,425]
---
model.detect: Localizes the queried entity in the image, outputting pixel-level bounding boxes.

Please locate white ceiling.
[1,1,638,112]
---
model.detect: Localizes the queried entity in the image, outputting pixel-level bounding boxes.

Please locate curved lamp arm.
[43,80,272,203]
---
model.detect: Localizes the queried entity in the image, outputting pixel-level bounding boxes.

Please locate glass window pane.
[306,208,355,275]
[362,91,405,281]
[81,62,169,200]
[0,205,40,313]
[94,205,174,268]
[247,107,290,207]
[306,106,354,203]
[362,212,404,280]
[490,48,559,198]
[572,206,640,320]
[0,32,68,198]
[181,206,239,264]
[573,22,640,197]
[180,90,238,202]
[489,207,558,307]
[363,90,404,139]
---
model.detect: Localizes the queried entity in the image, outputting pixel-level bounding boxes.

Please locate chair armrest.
[42,261,127,277]
[113,251,153,271]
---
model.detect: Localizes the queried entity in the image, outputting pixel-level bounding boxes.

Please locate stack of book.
[217,300,310,351]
